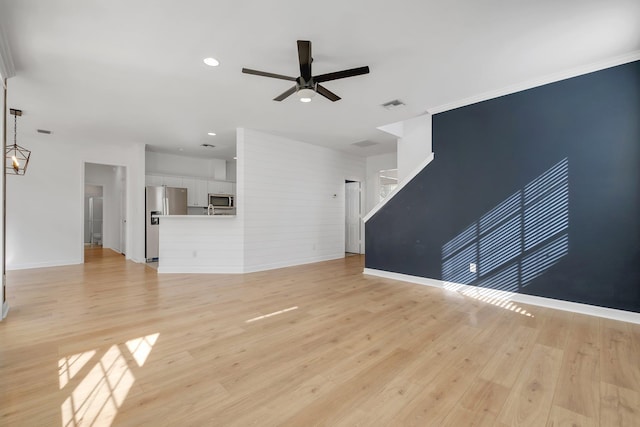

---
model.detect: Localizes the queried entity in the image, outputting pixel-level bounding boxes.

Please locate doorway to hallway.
[83,163,127,261]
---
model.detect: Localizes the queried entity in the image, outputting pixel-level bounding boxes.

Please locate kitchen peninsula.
[156,214,243,274]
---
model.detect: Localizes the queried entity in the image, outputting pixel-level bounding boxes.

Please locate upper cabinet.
[145,175,163,187]
[207,180,233,195]
[145,151,235,206]
[163,176,183,188]
[186,178,209,207]
[146,174,233,207]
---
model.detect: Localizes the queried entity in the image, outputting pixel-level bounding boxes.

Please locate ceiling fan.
[242,40,370,103]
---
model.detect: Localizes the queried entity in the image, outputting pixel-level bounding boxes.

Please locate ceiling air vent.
[352,140,379,148]
[381,99,405,110]
[201,143,215,148]
[37,129,52,134]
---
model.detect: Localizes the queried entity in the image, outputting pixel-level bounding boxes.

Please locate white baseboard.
[157,253,344,274]
[363,268,640,325]
[6,259,82,271]
[243,253,344,274]
[158,265,244,274]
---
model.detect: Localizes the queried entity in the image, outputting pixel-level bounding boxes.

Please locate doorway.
[83,163,127,259]
[345,180,361,254]
[84,185,103,247]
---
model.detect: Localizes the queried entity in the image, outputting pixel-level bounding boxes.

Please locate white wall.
[397,114,432,183]
[226,160,237,182]
[146,151,226,180]
[85,163,125,252]
[365,152,397,215]
[6,137,145,269]
[240,128,365,272]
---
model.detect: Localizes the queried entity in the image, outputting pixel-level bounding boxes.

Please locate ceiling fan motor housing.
[241,40,369,102]
[295,77,315,90]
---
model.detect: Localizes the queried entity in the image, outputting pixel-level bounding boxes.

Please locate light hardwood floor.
[1,248,639,426]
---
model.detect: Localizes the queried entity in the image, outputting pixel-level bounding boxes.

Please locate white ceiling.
[1,0,639,161]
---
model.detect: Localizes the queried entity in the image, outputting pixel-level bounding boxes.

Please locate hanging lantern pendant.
[6,109,30,176]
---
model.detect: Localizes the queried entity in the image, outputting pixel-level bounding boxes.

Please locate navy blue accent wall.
[365,61,640,312]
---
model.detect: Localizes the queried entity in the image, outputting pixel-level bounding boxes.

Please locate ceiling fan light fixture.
[297,88,315,103]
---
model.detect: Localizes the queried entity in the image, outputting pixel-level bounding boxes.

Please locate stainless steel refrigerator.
[145,186,188,261]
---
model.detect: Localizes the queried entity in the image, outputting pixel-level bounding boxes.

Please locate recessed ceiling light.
[207,132,216,136]
[203,57,219,67]
[233,157,237,160]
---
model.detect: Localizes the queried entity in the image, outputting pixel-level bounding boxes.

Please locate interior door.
[345,181,361,254]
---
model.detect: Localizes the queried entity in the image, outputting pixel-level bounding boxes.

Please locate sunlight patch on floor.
[443,281,534,317]
[246,306,298,323]
[126,333,159,367]
[59,333,159,427]
[59,350,97,390]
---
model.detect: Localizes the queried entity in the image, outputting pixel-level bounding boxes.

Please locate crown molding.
[427,51,640,115]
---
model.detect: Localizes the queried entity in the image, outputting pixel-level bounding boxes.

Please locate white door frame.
[345,180,362,254]
[81,162,127,261]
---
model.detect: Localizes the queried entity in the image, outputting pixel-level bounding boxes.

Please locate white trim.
[377,121,403,138]
[427,50,640,115]
[363,152,434,223]
[243,254,344,274]
[157,254,345,274]
[363,268,640,325]
[157,265,244,274]
[7,259,81,271]
[1,301,8,320]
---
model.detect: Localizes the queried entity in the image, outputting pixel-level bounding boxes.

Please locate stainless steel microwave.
[208,193,234,208]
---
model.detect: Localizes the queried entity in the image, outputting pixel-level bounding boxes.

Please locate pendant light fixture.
[6,109,30,175]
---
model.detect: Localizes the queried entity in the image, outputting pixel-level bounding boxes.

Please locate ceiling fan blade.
[314,66,370,83]
[273,85,298,101]
[316,84,341,102]
[297,40,312,82]
[242,68,296,81]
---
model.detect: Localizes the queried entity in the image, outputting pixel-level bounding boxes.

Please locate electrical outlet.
[470,263,477,273]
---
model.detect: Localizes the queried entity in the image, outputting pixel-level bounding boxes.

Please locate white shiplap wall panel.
[240,129,365,272]
[158,216,243,273]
